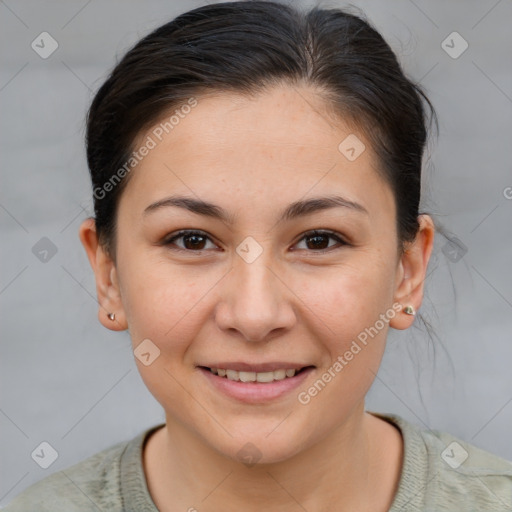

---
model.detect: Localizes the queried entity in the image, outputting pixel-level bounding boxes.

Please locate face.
[81,83,433,464]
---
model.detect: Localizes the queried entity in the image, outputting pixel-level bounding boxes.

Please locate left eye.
[293,230,347,251]
[164,230,216,251]
[163,229,347,252]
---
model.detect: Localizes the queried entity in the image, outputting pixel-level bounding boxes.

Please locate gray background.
[1,0,511,505]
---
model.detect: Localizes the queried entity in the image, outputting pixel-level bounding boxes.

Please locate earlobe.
[78,218,128,331]
[389,214,435,330]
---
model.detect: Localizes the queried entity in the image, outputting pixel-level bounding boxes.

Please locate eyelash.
[162,229,349,254]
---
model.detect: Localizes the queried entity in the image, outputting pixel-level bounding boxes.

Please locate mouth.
[198,365,313,383]
[197,364,316,403]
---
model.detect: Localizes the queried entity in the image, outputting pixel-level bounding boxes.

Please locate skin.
[80,83,434,512]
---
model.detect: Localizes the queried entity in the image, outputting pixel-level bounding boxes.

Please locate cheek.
[119,258,214,411]
[300,254,394,331]
[119,252,219,352]
[298,253,396,395]
[292,275,392,419]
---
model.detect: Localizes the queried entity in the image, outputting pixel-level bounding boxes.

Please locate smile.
[207,367,304,382]
[197,365,315,403]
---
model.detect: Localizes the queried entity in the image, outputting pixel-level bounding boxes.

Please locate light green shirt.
[3,411,512,511]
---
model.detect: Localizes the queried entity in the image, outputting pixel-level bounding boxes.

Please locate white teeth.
[256,371,274,383]
[226,369,238,381]
[210,368,299,382]
[273,369,286,380]
[239,371,256,382]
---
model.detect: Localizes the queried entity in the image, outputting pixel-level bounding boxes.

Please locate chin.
[204,421,309,467]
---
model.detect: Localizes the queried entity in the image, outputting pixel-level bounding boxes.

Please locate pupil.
[308,234,328,250]
[185,234,205,250]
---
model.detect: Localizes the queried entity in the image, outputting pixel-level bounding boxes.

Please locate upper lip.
[198,362,314,373]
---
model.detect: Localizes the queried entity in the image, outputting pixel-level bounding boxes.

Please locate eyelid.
[162,229,349,253]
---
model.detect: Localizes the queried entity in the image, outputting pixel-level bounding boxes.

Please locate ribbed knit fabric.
[3,412,511,511]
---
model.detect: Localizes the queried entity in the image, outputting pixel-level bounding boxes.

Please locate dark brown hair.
[86,0,438,261]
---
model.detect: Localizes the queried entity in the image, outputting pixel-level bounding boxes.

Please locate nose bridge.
[236,250,278,305]
[216,242,295,342]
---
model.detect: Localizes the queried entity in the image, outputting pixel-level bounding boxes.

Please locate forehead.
[148,85,364,162]
[120,84,393,221]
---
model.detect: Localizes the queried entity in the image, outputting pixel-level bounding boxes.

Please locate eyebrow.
[143,194,369,224]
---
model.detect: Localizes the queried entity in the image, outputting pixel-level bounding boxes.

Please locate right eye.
[163,230,218,252]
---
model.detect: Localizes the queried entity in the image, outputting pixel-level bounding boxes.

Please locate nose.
[214,252,296,343]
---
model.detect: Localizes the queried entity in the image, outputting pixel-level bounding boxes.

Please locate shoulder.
[2,435,134,512]
[420,422,512,508]
[372,412,512,511]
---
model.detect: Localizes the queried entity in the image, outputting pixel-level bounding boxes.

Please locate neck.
[143,403,402,512]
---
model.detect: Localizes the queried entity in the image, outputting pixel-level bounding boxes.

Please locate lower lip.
[198,367,315,404]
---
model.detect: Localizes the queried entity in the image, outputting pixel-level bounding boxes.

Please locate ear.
[78,218,128,331]
[389,214,435,330]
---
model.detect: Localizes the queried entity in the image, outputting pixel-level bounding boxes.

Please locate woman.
[5,1,511,510]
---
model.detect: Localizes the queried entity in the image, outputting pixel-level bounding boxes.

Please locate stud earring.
[403,305,416,316]
[108,312,116,321]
